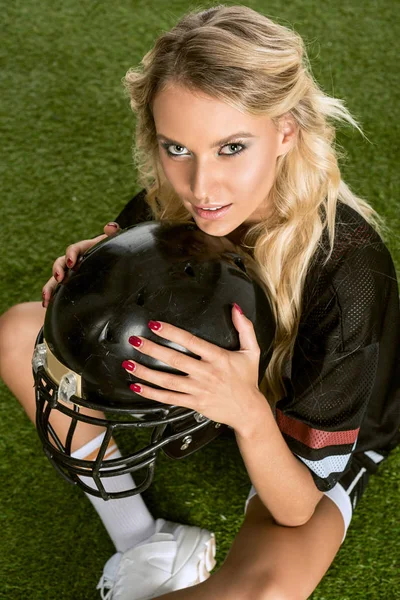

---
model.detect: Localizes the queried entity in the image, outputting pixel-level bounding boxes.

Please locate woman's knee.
[0,302,44,360]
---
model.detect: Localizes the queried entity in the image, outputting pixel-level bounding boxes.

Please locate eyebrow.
[156,131,257,148]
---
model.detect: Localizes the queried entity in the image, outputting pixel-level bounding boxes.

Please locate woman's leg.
[0,302,344,598]
[0,301,105,449]
[0,301,156,551]
[154,492,345,600]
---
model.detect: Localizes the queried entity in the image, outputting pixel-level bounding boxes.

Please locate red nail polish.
[130,383,142,393]
[122,360,136,372]
[129,336,143,348]
[54,271,60,281]
[148,320,162,331]
[66,258,73,268]
[233,303,243,315]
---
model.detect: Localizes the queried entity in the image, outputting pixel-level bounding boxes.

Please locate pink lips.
[194,204,232,220]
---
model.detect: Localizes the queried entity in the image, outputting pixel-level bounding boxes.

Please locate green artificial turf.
[1,1,399,598]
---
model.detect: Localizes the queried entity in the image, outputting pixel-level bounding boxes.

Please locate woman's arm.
[235,399,324,526]
[42,190,150,307]
[235,227,399,527]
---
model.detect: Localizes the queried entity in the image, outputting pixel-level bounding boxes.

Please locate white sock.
[71,431,156,552]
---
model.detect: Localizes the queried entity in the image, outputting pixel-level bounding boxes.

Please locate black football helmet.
[33,220,275,499]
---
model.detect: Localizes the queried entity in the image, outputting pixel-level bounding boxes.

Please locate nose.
[190,159,217,203]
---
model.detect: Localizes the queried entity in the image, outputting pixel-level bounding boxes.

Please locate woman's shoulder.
[313,201,394,279]
[303,202,398,331]
[325,201,386,257]
[113,188,153,229]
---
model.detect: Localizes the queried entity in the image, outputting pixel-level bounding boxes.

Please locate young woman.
[0,5,399,599]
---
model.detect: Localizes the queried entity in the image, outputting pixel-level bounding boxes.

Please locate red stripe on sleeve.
[276,409,359,449]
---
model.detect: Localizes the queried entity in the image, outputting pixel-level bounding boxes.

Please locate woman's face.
[152,83,297,238]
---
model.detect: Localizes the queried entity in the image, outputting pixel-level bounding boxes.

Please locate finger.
[127,334,206,378]
[144,321,224,364]
[65,235,106,268]
[52,256,67,283]
[122,360,195,395]
[103,222,120,237]
[42,277,58,308]
[231,304,261,354]
[128,379,196,408]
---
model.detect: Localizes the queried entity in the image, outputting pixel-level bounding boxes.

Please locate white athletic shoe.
[96,518,216,600]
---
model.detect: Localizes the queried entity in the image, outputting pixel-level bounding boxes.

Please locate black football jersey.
[115,190,400,492]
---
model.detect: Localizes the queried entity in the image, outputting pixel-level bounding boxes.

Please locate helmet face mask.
[33,220,275,499]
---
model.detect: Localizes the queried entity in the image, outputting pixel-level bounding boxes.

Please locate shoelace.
[97,573,114,600]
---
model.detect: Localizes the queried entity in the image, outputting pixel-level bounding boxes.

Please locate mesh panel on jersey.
[338,244,386,349]
[278,414,357,449]
[285,342,379,431]
[297,449,355,480]
[300,273,342,354]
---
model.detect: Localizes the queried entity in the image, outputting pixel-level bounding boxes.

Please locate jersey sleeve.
[275,240,392,492]
[113,189,153,229]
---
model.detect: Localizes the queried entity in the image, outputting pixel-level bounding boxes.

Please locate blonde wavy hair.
[123,4,385,405]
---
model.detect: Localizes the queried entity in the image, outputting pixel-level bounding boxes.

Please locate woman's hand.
[122,303,270,436]
[41,222,120,308]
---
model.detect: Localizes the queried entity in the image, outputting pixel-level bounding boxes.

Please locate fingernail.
[66,258,73,268]
[148,320,162,331]
[233,302,243,315]
[122,360,136,372]
[129,336,143,348]
[106,222,118,228]
[130,383,142,393]
[54,271,60,281]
